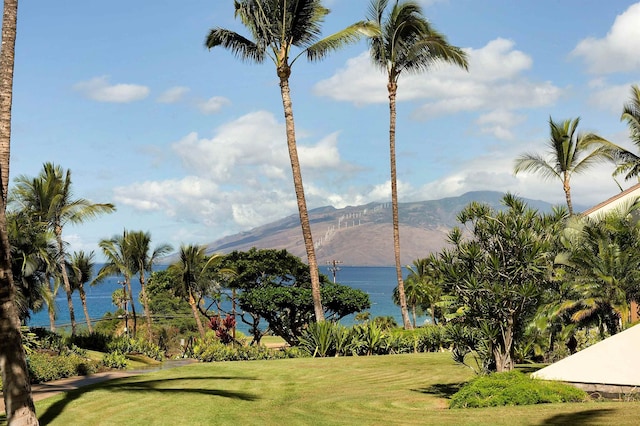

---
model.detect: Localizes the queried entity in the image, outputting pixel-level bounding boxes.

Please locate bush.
[27,352,98,384]
[107,336,164,361]
[66,331,113,353]
[449,370,588,408]
[193,336,299,362]
[102,351,129,369]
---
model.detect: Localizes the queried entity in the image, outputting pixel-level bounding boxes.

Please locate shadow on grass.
[538,408,616,425]
[412,382,466,399]
[38,375,260,425]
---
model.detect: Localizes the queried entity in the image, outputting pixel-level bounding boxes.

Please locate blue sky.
[7,0,640,257]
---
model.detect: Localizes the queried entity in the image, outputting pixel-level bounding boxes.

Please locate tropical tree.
[439,194,560,372]
[127,230,172,340]
[96,232,136,335]
[514,117,615,215]
[0,0,39,421]
[67,251,96,333]
[168,245,223,339]
[205,0,372,322]
[393,258,428,327]
[554,205,640,336]
[365,0,468,329]
[12,162,115,335]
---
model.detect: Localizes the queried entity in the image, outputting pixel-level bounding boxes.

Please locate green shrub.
[27,352,98,384]
[102,351,129,369]
[107,336,164,361]
[66,331,113,353]
[193,339,297,362]
[449,370,588,408]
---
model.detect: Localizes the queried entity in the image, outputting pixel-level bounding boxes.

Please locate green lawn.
[28,353,640,425]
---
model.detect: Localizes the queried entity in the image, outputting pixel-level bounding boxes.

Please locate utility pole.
[326,260,343,283]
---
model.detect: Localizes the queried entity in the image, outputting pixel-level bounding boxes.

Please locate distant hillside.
[204,191,562,266]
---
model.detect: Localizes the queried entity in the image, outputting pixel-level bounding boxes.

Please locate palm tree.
[127,230,172,340]
[96,232,136,335]
[67,251,96,333]
[168,245,218,339]
[12,163,115,335]
[0,0,38,421]
[607,85,640,181]
[365,0,468,329]
[394,258,428,327]
[205,0,371,323]
[514,117,614,215]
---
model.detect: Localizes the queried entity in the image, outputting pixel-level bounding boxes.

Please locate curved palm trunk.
[388,82,412,330]
[189,289,206,339]
[78,284,92,333]
[278,71,324,322]
[139,271,153,340]
[55,227,76,335]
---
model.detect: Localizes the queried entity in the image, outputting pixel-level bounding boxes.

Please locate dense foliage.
[449,371,587,408]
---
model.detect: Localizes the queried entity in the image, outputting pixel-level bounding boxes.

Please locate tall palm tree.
[0,0,38,422]
[365,0,468,329]
[514,117,614,215]
[168,245,217,339]
[205,0,371,322]
[127,230,172,340]
[95,231,136,335]
[67,251,96,333]
[12,162,115,335]
[0,7,46,426]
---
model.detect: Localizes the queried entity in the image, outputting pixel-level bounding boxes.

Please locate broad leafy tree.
[439,194,561,372]
[12,163,115,335]
[217,248,369,346]
[127,230,172,340]
[0,0,38,421]
[514,117,614,215]
[365,0,468,329]
[205,1,372,322]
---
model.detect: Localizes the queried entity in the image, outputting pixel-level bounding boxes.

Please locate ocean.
[26,266,428,333]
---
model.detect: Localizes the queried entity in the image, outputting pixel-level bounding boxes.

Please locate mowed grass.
[31,352,640,425]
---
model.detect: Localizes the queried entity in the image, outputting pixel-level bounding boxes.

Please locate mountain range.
[204,191,570,266]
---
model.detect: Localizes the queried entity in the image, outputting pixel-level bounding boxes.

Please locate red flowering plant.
[209,314,236,344]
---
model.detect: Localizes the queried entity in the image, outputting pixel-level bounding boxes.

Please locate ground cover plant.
[28,352,640,425]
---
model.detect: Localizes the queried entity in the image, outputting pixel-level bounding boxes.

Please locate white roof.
[532,324,640,386]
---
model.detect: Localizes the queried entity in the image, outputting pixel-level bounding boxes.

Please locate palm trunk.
[563,173,573,216]
[278,69,324,322]
[0,2,39,419]
[388,81,412,330]
[189,289,206,339]
[139,269,153,341]
[55,227,76,335]
[126,278,137,335]
[411,305,417,328]
[78,284,92,333]
[494,314,515,372]
[47,273,56,332]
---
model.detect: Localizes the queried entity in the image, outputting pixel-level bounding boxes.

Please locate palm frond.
[205,28,264,62]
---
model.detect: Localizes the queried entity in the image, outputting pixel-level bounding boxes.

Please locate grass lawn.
[26,352,640,425]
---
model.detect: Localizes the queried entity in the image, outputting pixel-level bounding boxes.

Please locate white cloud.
[587,80,640,114]
[157,86,190,103]
[197,96,231,114]
[571,2,640,74]
[114,111,355,235]
[314,38,561,125]
[73,76,149,103]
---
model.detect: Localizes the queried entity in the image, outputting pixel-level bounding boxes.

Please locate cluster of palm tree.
[9,162,115,334]
[207,0,468,330]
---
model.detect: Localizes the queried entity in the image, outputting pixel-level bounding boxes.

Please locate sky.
[7,0,640,259]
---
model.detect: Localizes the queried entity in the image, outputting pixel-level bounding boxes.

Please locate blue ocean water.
[26,266,428,332]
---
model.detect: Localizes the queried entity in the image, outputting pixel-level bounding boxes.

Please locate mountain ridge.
[204,191,568,266]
